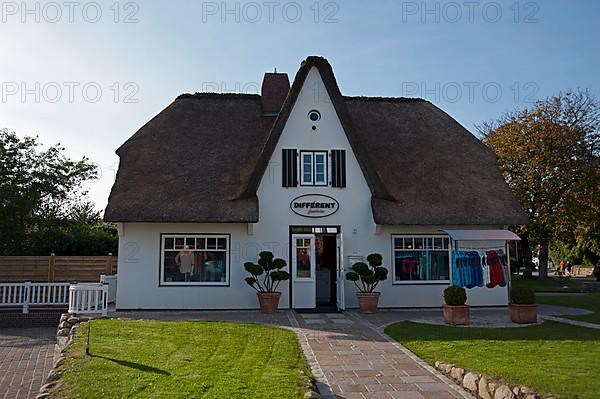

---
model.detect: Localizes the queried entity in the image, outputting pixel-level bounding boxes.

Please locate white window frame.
[300,150,328,186]
[160,234,230,286]
[391,234,451,285]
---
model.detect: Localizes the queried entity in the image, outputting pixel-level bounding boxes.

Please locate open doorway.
[290,226,343,311]
[315,235,337,307]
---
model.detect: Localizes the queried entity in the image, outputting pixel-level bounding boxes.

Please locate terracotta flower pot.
[357,292,380,314]
[257,292,281,314]
[443,304,470,325]
[510,304,537,324]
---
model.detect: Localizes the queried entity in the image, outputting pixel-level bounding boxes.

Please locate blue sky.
[1,0,598,210]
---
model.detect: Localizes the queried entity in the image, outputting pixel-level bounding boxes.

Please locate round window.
[308,110,321,122]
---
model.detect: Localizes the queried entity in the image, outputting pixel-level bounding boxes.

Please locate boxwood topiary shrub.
[443,286,467,306]
[511,286,535,304]
[345,253,388,293]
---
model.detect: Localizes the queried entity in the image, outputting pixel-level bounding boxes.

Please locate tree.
[478,90,600,278]
[0,129,116,255]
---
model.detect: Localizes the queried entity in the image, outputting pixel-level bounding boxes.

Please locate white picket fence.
[0,282,70,313]
[0,274,113,316]
[68,284,109,317]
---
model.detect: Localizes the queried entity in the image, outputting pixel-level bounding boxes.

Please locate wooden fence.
[0,256,117,282]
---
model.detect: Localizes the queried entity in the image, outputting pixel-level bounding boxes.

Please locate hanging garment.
[497,249,509,287]
[460,251,481,288]
[452,252,462,286]
[486,250,505,288]
[400,257,418,280]
[481,254,491,285]
[464,251,476,288]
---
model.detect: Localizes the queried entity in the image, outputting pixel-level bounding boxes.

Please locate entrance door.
[291,234,316,309]
[336,232,345,310]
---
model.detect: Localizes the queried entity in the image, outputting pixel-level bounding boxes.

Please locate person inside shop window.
[175,245,194,282]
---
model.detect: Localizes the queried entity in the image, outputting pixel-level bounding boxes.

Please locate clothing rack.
[450,239,511,290]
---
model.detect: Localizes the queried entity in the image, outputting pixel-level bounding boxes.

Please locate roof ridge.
[344,95,426,103]
[177,93,260,100]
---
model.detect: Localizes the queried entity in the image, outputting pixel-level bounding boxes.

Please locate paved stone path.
[536,303,600,329]
[0,328,55,399]
[289,312,471,399]
[540,315,600,329]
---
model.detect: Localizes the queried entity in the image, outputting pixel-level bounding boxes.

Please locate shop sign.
[290,194,339,218]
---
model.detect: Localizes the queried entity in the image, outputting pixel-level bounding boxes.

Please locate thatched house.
[105,56,526,310]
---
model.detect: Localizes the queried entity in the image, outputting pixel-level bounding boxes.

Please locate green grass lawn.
[511,275,583,292]
[50,319,312,399]
[385,321,598,399]
[536,293,600,324]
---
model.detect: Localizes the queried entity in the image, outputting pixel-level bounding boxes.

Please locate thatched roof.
[104,56,527,225]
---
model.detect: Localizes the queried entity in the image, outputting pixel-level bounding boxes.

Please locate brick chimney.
[261,72,290,114]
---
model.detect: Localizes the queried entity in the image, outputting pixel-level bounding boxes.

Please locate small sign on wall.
[290,194,339,218]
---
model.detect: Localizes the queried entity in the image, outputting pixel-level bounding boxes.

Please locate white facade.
[115,67,509,310]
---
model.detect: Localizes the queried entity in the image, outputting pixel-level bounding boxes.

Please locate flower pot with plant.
[510,286,537,323]
[345,253,389,313]
[244,251,290,314]
[443,286,470,325]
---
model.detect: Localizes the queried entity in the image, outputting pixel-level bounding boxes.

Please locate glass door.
[291,234,316,309]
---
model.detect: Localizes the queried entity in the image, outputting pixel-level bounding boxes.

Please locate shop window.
[161,234,229,286]
[300,151,328,186]
[392,235,450,283]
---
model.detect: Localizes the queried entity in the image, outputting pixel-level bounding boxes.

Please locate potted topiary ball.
[443,286,469,325]
[510,286,537,324]
[244,251,290,314]
[345,253,388,313]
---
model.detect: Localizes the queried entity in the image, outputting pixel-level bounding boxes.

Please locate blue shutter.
[282,149,298,187]
[331,150,346,188]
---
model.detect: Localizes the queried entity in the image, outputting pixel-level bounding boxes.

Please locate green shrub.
[443,286,467,306]
[345,253,388,293]
[244,251,290,293]
[511,286,536,304]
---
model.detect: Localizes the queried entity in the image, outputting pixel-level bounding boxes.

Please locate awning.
[442,229,521,241]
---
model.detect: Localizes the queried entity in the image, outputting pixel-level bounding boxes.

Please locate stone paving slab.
[537,304,593,316]
[540,315,600,329]
[290,312,472,399]
[0,328,56,399]
[358,307,537,328]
